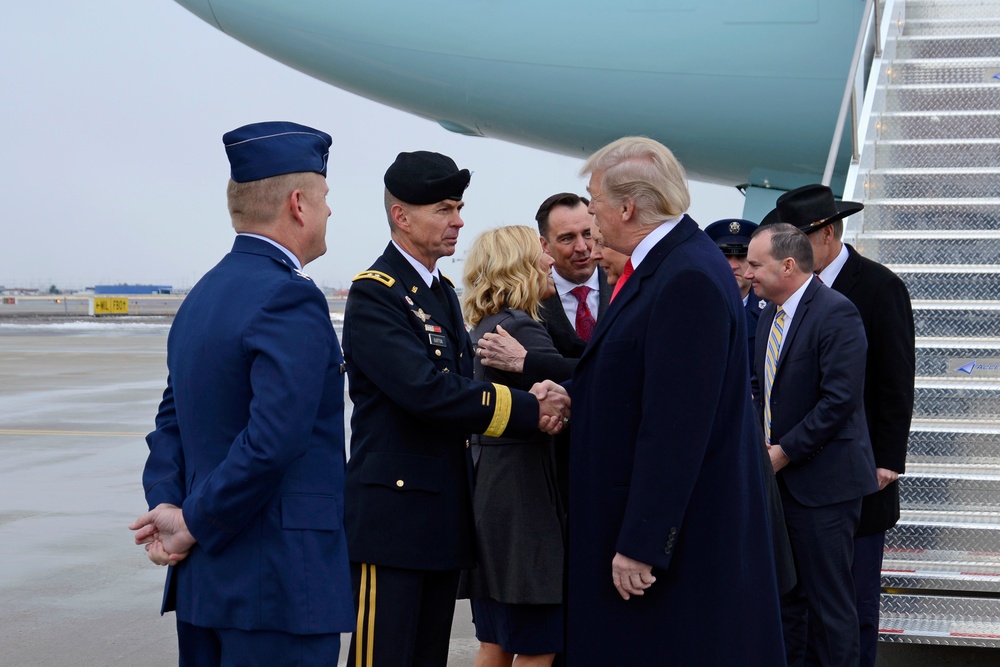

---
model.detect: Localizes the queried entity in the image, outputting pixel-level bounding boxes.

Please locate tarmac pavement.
[0,317,994,666]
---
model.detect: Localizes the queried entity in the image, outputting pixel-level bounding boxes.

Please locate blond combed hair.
[581,136,690,226]
[227,172,313,231]
[462,225,548,328]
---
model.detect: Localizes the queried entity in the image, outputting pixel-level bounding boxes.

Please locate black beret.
[384,151,471,205]
[705,218,758,256]
[223,121,331,183]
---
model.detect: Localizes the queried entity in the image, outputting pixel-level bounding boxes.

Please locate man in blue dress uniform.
[705,218,768,369]
[131,121,354,665]
[343,151,570,667]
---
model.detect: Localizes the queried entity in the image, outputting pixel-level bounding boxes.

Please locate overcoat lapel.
[580,216,698,362]
[830,245,862,296]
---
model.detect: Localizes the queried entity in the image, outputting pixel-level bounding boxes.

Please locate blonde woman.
[460,226,566,667]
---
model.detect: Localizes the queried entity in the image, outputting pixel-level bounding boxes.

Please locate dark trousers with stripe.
[348,562,460,667]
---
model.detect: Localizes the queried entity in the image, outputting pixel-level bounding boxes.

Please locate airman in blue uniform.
[131,121,353,665]
[705,218,768,369]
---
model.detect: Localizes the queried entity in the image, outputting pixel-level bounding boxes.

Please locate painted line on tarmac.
[0,429,145,437]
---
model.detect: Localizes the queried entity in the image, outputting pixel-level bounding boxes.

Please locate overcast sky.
[1,1,746,291]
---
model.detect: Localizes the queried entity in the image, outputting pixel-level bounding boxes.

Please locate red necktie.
[610,259,634,302]
[570,285,596,342]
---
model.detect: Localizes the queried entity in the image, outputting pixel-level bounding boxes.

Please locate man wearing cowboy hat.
[761,183,915,667]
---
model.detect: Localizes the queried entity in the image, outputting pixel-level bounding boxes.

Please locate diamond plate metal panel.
[898,474,1000,512]
[908,301,1000,337]
[876,111,1000,140]
[865,201,1000,230]
[896,267,1000,299]
[885,85,1000,112]
[882,569,1000,593]
[897,35,1000,58]
[886,521,1000,561]
[865,168,1000,198]
[879,594,1000,647]
[856,235,1000,265]
[874,140,1000,169]
[906,0,1000,21]
[908,424,1000,465]
[905,18,1000,36]
[914,381,1000,419]
[891,59,1000,85]
[916,342,1000,375]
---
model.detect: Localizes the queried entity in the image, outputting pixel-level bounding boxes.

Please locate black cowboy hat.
[759,184,863,233]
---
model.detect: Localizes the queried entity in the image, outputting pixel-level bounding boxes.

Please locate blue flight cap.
[223,121,332,183]
[705,218,759,256]
[384,151,471,205]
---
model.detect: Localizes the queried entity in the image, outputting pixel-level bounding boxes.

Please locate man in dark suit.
[342,151,570,667]
[746,223,879,667]
[474,193,611,382]
[130,122,354,664]
[762,184,915,667]
[566,136,785,665]
[536,192,611,357]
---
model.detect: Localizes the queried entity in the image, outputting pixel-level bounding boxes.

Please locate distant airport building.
[94,284,172,295]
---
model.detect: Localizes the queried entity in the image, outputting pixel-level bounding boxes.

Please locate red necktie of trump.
[610,258,634,303]
[570,285,596,342]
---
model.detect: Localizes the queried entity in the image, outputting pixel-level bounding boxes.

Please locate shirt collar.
[553,266,601,296]
[238,233,301,270]
[630,216,683,270]
[392,239,439,287]
[778,275,813,322]
[817,243,849,287]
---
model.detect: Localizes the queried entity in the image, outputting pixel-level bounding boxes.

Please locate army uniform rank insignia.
[352,270,396,287]
[758,299,767,310]
[294,268,312,281]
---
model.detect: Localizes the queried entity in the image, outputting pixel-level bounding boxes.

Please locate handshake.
[530,380,571,435]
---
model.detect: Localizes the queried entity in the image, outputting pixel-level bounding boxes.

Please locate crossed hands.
[130,503,196,566]
[530,380,571,435]
[612,552,656,600]
[476,325,527,373]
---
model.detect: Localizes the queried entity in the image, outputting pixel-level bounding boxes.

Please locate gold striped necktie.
[764,308,786,446]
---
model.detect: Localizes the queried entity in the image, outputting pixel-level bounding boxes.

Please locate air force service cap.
[223,121,332,183]
[705,218,759,256]
[384,151,471,205]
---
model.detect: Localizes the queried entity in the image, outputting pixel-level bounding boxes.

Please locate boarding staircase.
[847,0,1000,648]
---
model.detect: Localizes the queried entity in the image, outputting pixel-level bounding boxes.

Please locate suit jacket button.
[664,547,671,554]
[396,479,404,488]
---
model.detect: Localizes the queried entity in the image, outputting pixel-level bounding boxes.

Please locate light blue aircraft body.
[174,0,864,186]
